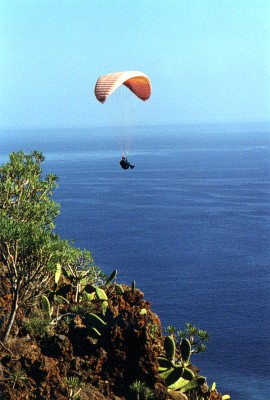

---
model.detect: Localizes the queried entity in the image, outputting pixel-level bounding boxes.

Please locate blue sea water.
[1,123,270,399]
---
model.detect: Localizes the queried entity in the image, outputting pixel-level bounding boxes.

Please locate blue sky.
[0,0,269,128]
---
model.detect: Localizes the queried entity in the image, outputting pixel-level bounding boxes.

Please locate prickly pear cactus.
[95,287,108,300]
[164,335,176,362]
[179,376,206,393]
[157,357,174,370]
[180,338,191,366]
[165,366,184,387]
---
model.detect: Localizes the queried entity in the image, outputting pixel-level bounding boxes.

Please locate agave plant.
[129,380,146,400]
[143,386,155,399]
[6,366,27,389]
[130,380,155,400]
[63,376,84,400]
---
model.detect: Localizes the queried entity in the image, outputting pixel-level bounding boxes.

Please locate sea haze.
[1,122,270,399]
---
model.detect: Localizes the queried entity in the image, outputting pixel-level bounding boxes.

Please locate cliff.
[0,268,228,400]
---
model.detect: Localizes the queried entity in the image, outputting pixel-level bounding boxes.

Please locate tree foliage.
[0,150,59,229]
[0,151,96,342]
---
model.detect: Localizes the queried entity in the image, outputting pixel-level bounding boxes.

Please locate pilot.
[119,156,135,170]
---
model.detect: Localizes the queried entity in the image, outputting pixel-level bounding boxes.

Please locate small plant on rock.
[177,323,209,354]
[62,251,99,303]
[63,376,84,400]
[143,386,155,399]
[130,380,154,400]
[23,311,51,339]
[6,366,27,389]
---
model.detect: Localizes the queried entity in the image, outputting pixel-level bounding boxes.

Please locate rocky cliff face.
[0,282,168,399]
[0,269,229,400]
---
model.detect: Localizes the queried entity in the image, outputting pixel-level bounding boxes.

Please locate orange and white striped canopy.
[94,71,152,104]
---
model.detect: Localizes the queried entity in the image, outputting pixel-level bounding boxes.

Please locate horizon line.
[1,119,270,131]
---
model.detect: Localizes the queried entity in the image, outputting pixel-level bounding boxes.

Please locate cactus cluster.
[38,266,113,338]
[83,284,109,315]
[36,264,232,398]
[158,336,206,393]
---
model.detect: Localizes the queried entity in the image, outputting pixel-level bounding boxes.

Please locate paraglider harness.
[119,156,135,170]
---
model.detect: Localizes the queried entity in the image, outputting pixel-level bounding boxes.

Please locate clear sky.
[0,0,269,128]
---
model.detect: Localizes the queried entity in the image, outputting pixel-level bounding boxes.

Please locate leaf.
[180,377,206,393]
[159,367,175,380]
[157,357,174,370]
[56,295,69,304]
[101,301,108,315]
[168,377,189,391]
[85,313,106,329]
[88,327,101,339]
[181,367,195,381]
[83,284,96,293]
[95,287,108,300]
[40,295,50,315]
[180,338,191,365]
[82,292,96,302]
[105,269,117,285]
[54,263,61,284]
[131,280,135,295]
[115,284,124,294]
[165,366,184,387]
[164,336,176,361]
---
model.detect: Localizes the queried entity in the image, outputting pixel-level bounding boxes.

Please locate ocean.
[1,123,270,399]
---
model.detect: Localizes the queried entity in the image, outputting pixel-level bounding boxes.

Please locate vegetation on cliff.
[0,151,230,399]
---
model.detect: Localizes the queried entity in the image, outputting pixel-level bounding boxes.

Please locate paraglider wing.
[94,71,151,104]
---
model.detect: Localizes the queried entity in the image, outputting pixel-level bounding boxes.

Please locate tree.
[0,151,72,342]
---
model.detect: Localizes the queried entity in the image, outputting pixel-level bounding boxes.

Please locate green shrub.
[23,311,50,339]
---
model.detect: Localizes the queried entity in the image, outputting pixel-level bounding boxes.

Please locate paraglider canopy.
[94,71,152,104]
